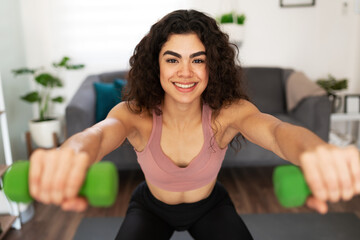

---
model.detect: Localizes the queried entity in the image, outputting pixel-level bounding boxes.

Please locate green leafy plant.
[219,12,246,25]
[12,56,85,122]
[316,74,348,95]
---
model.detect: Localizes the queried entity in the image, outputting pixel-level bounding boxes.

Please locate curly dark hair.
[123,9,249,116]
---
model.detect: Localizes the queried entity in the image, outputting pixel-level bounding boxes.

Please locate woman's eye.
[166,59,178,63]
[193,59,205,64]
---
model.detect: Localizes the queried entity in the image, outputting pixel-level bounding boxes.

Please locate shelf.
[331,113,360,122]
[0,215,17,239]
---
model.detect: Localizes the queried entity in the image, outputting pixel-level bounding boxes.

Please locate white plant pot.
[0,197,34,223]
[29,118,61,148]
[19,202,35,223]
[220,23,245,47]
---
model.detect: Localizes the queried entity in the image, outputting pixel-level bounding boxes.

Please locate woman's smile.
[172,81,198,92]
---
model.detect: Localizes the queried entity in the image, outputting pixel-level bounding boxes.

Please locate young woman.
[29,10,360,240]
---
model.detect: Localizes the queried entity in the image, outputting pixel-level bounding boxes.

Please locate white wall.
[191,0,360,93]
[19,0,190,118]
[0,0,32,164]
[354,15,360,92]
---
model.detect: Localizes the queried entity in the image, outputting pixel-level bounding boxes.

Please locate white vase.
[29,118,61,148]
[220,23,245,47]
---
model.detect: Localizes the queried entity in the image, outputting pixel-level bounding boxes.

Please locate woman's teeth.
[174,82,196,89]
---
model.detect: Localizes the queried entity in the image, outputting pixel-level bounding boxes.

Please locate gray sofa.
[66,67,331,170]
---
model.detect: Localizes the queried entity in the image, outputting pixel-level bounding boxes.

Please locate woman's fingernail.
[316,190,327,201]
[62,202,73,211]
[30,187,38,200]
[53,191,63,204]
[320,207,327,214]
[330,191,340,202]
[343,189,353,200]
[40,192,50,204]
[355,182,360,193]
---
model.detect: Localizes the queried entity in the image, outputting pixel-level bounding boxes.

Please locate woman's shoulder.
[104,101,152,150]
[114,101,151,115]
[214,99,259,125]
[108,101,152,125]
[217,99,254,116]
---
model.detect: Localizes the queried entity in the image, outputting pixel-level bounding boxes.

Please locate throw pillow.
[93,79,127,122]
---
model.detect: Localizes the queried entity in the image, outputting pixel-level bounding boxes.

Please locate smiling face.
[158,33,209,106]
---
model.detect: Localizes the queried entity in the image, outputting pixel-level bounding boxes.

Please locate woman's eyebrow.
[163,51,206,58]
[190,51,206,58]
[163,51,181,58]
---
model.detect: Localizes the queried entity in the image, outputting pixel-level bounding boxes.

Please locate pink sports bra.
[136,104,228,192]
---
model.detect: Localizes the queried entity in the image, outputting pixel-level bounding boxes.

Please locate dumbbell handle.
[3,160,118,207]
[273,165,311,208]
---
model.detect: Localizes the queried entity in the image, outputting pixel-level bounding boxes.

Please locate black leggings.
[115,181,253,240]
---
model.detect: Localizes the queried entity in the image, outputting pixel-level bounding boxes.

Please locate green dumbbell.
[273,165,311,208]
[3,160,118,207]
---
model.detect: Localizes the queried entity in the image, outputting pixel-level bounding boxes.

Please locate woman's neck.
[162,98,203,131]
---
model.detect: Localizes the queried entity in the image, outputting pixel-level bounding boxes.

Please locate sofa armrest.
[290,95,331,141]
[65,75,99,138]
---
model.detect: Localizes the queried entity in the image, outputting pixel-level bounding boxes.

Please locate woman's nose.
[177,62,193,78]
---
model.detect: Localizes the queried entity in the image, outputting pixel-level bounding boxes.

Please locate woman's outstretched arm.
[29,102,136,211]
[227,99,360,214]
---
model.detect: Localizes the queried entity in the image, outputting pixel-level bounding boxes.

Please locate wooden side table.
[25,132,60,158]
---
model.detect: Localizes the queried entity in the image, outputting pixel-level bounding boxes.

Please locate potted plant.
[12,56,85,148]
[316,74,348,112]
[218,12,246,47]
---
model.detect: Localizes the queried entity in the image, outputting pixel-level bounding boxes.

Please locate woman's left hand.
[299,144,360,214]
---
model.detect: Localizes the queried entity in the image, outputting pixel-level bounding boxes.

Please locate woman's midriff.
[146,179,217,205]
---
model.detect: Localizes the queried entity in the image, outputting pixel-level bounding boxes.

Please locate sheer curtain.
[19,0,190,116]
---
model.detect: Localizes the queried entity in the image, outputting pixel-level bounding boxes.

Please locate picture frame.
[280,0,316,8]
[344,94,360,113]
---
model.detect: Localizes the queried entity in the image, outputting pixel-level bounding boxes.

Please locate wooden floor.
[3,167,360,240]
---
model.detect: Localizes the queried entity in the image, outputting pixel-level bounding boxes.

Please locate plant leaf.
[316,75,348,93]
[237,14,246,25]
[332,79,348,91]
[20,91,41,103]
[65,64,85,70]
[52,96,64,103]
[53,56,85,70]
[35,73,63,87]
[220,13,234,24]
[12,68,37,76]
[53,56,70,68]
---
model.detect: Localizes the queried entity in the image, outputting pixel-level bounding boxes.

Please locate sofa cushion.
[244,67,287,114]
[94,79,127,122]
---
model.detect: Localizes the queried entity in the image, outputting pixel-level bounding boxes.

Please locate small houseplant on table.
[316,74,348,113]
[12,56,85,148]
[218,12,246,47]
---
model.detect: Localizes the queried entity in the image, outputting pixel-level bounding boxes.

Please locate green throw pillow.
[94,79,127,122]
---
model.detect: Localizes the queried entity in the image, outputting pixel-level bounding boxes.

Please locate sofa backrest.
[96,68,294,114]
[99,71,129,83]
[243,67,292,114]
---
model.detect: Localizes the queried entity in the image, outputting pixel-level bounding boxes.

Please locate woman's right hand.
[29,148,91,212]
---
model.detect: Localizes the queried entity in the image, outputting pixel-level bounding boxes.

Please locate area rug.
[73,213,360,240]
